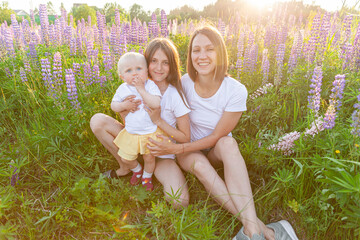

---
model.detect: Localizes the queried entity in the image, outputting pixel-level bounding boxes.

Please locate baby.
[111,52,162,191]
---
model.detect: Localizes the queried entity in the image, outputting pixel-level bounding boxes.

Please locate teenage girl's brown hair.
[187,25,228,82]
[144,38,189,108]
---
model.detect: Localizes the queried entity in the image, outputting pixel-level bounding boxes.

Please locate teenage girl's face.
[148,49,170,83]
[191,33,217,78]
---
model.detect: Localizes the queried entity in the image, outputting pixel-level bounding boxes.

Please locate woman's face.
[191,33,217,78]
[148,49,170,83]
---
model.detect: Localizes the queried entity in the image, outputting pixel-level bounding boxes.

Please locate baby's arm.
[133,78,160,109]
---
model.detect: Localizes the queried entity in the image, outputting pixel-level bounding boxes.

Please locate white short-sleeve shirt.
[112,80,161,134]
[181,74,247,142]
[157,84,191,159]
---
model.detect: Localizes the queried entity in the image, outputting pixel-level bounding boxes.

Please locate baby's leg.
[142,154,155,191]
[121,158,143,186]
[143,154,155,173]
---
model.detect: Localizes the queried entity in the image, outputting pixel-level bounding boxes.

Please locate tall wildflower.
[11,14,22,49]
[20,68,28,82]
[307,66,323,117]
[323,74,346,129]
[102,43,112,72]
[236,58,243,80]
[342,15,353,43]
[149,13,158,39]
[351,89,360,136]
[268,131,301,156]
[237,31,245,58]
[288,31,303,73]
[40,58,56,98]
[261,49,270,84]
[4,28,15,57]
[115,9,121,26]
[249,83,273,100]
[274,43,285,86]
[53,52,63,97]
[65,69,81,112]
[160,10,168,38]
[39,4,49,45]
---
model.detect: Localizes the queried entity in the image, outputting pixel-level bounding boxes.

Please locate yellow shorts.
[113,128,165,161]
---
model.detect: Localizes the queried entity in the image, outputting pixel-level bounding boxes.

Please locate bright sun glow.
[245,0,279,9]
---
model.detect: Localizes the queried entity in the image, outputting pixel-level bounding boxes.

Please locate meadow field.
[0,2,359,239]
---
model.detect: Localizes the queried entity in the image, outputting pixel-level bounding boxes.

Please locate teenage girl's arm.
[147,111,242,155]
[146,106,191,143]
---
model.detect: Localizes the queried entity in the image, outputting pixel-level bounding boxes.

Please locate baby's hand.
[124,95,141,112]
[133,76,145,90]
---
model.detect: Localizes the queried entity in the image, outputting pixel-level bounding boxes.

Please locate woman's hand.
[144,105,162,125]
[147,135,182,156]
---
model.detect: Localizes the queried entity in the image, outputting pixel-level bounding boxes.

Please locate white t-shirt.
[158,84,191,159]
[181,74,247,142]
[112,80,161,134]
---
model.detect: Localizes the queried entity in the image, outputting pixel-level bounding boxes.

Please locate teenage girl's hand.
[144,105,162,125]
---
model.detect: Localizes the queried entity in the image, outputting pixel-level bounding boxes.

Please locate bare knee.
[90,113,107,133]
[217,136,238,149]
[192,159,212,182]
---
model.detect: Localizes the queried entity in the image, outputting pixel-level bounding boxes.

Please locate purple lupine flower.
[274,43,285,86]
[288,31,303,73]
[30,9,35,27]
[40,58,52,87]
[343,15,353,42]
[24,57,31,72]
[10,160,19,186]
[115,9,121,26]
[130,19,138,45]
[237,31,245,58]
[103,43,112,72]
[70,38,76,56]
[304,117,325,137]
[4,28,15,57]
[39,4,49,45]
[99,75,106,87]
[83,63,92,85]
[351,88,360,136]
[65,69,81,112]
[92,64,100,84]
[249,83,273,100]
[341,43,352,70]
[307,66,323,116]
[261,51,270,85]
[86,40,94,61]
[318,12,331,59]
[323,74,346,129]
[149,12,158,39]
[268,131,301,156]
[218,18,226,37]
[28,42,37,61]
[160,10,168,38]
[53,52,63,94]
[20,67,28,82]
[11,14,22,48]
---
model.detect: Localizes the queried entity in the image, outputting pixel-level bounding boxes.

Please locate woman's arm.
[147,111,243,155]
[146,106,190,143]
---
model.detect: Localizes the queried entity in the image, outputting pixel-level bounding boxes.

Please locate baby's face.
[120,57,148,86]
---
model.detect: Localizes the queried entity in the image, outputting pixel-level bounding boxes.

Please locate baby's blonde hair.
[117,52,147,74]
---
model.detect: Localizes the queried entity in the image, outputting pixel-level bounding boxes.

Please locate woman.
[147,26,298,240]
[90,38,190,207]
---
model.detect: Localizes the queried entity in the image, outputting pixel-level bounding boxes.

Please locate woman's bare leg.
[90,113,130,176]
[177,151,241,217]
[207,136,274,240]
[154,158,189,208]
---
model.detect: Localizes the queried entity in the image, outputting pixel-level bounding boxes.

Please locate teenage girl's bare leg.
[90,113,130,176]
[154,158,189,208]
